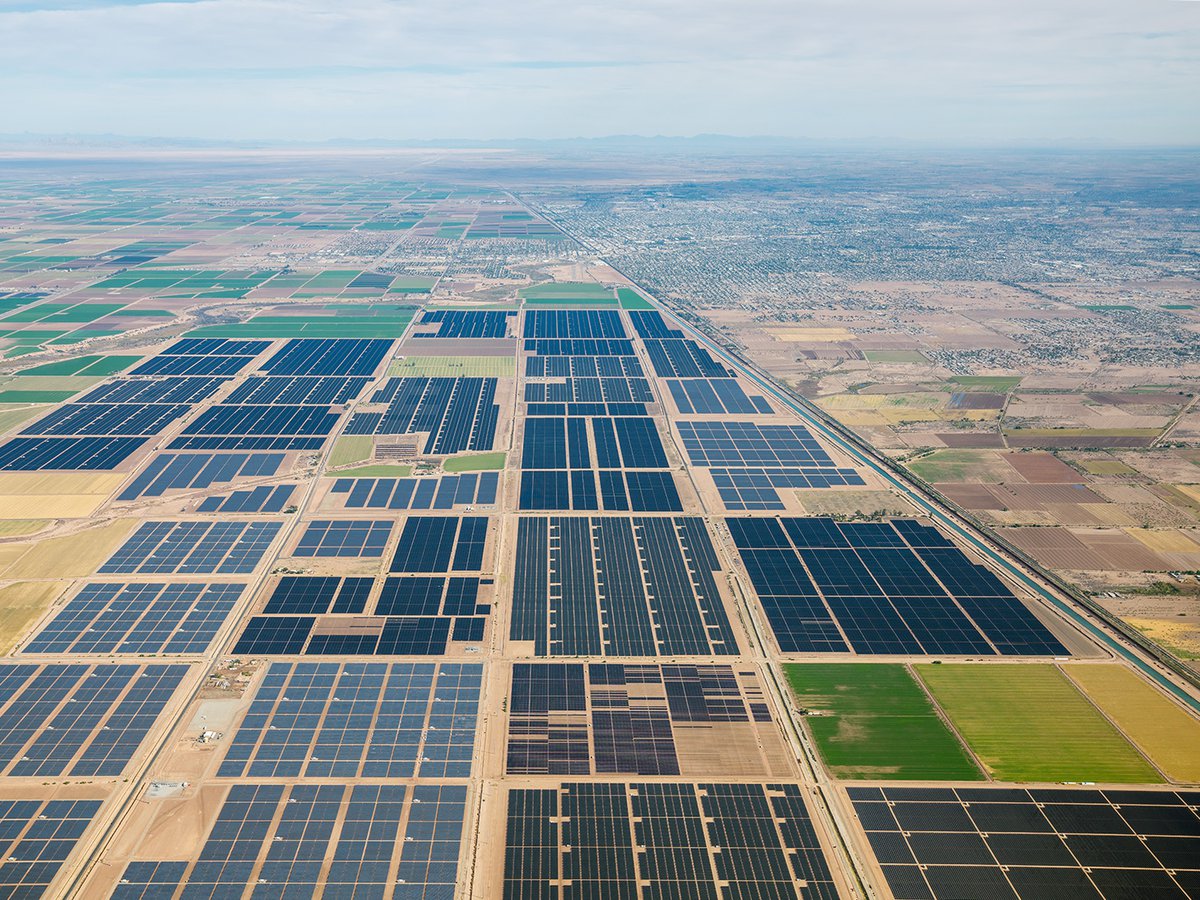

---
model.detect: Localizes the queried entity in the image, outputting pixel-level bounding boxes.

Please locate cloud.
[0,0,1197,143]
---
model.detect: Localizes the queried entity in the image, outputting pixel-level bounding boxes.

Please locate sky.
[1,0,1198,145]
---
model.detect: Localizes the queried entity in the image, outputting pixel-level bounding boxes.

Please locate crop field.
[388,354,516,377]
[915,664,1161,783]
[784,664,982,780]
[444,451,506,472]
[1066,664,1200,782]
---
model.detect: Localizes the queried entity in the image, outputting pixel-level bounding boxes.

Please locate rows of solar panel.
[196,483,296,513]
[525,355,644,378]
[851,785,1200,900]
[263,576,374,614]
[223,375,369,405]
[518,468,681,511]
[390,516,489,572]
[680,421,847,467]
[0,663,188,776]
[130,353,259,377]
[667,378,773,414]
[328,472,498,510]
[520,417,668,469]
[628,309,684,339]
[161,338,267,356]
[524,376,654,404]
[524,338,634,356]
[727,517,1068,655]
[119,451,284,500]
[0,435,146,470]
[100,520,282,574]
[180,404,342,437]
[503,782,837,900]
[218,661,481,778]
[712,466,868,510]
[0,798,102,897]
[292,519,392,557]
[233,613,480,656]
[523,310,627,339]
[22,402,190,437]
[23,582,243,655]
[113,782,466,900]
[643,338,731,378]
[78,376,226,405]
[261,338,393,376]
[510,516,737,656]
[345,376,499,454]
[507,663,776,776]
[416,309,513,338]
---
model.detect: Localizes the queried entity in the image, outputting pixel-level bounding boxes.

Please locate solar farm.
[0,170,1196,900]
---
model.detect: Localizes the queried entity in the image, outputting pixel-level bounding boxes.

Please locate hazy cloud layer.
[2,0,1197,143]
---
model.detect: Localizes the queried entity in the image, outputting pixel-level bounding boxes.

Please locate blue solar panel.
[0,435,146,470]
[261,338,393,376]
[0,797,103,897]
[293,519,392,557]
[727,516,1069,656]
[24,582,243,655]
[100,520,282,574]
[417,309,513,338]
[119,451,284,500]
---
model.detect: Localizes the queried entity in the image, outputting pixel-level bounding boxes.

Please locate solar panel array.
[292,519,393,557]
[345,376,499,454]
[510,516,737,656]
[261,338,393,376]
[328,471,499,510]
[233,565,492,656]
[114,782,467,900]
[223,375,369,405]
[667,377,773,415]
[524,377,654,404]
[23,582,243,655]
[218,661,481,778]
[0,798,102,897]
[100,520,282,574]
[417,309,513,338]
[851,786,1200,900]
[507,663,773,776]
[525,355,644,378]
[503,782,838,900]
[196,483,296,513]
[390,516,489,573]
[518,414,682,511]
[119,451,283,500]
[643,338,731,378]
[679,421,866,509]
[727,517,1069,655]
[0,663,187,776]
[524,310,627,339]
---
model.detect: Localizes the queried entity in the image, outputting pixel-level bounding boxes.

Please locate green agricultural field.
[189,311,413,339]
[915,664,1161,783]
[15,355,140,376]
[907,449,1014,483]
[784,663,982,781]
[617,288,654,310]
[333,464,413,478]
[328,436,374,469]
[864,349,928,364]
[521,282,617,306]
[0,390,76,404]
[443,452,506,473]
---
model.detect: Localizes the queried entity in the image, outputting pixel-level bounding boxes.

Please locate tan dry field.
[1065,664,1200,782]
[0,580,68,654]
[0,471,126,518]
[0,518,136,580]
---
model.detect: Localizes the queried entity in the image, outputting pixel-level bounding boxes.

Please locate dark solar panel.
[100,520,281,574]
[727,516,1069,656]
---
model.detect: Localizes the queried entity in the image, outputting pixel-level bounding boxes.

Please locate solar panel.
[511,516,737,657]
[524,310,627,339]
[292,519,393,557]
[0,663,188,777]
[218,661,481,778]
[727,516,1068,656]
[502,783,838,900]
[100,520,282,574]
[118,451,284,500]
[417,309,513,338]
[345,376,499,454]
[0,435,146,470]
[23,582,243,654]
[327,471,499,510]
[390,516,489,572]
[851,785,1200,900]
[0,798,102,897]
[261,338,393,376]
